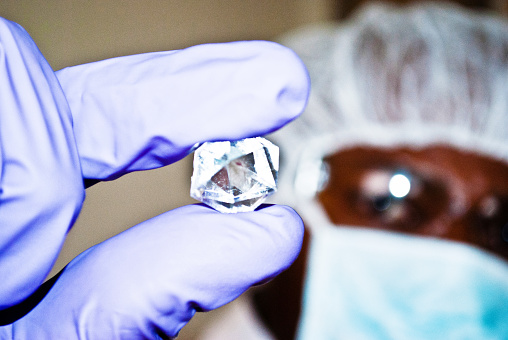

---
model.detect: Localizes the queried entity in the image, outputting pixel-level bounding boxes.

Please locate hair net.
[269,2,508,204]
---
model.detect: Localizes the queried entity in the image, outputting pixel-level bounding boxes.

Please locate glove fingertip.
[243,41,310,129]
[268,42,311,123]
[251,204,305,269]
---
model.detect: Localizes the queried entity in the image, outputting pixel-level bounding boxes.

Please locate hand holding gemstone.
[190,137,278,213]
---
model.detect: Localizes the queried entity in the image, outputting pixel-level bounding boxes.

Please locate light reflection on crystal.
[190,137,278,213]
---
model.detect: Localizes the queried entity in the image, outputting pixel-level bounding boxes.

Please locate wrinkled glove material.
[0,17,84,309]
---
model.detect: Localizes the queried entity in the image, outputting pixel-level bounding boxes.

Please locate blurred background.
[0,0,506,338]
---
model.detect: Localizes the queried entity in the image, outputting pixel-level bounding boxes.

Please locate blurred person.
[199,2,508,339]
[0,15,309,339]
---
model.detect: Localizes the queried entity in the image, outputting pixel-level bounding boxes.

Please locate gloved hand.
[0,17,309,338]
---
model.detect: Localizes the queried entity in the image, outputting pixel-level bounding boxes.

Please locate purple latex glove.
[0,16,309,338]
[4,205,303,338]
[0,18,84,309]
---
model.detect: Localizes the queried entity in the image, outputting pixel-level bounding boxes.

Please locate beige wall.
[0,1,334,338]
[1,1,334,70]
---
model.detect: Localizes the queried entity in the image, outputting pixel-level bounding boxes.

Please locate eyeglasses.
[296,145,508,261]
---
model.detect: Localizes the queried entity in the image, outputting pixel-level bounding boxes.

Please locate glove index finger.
[57,41,310,181]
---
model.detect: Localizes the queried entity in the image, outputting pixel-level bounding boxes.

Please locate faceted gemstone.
[190,137,278,213]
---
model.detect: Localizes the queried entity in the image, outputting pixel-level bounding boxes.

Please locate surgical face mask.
[295,202,508,340]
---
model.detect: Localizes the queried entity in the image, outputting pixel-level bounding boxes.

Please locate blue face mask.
[295,224,508,340]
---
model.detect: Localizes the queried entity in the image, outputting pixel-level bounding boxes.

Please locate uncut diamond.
[190,137,278,213]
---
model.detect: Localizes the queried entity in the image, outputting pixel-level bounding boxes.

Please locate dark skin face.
[253,145,508,340]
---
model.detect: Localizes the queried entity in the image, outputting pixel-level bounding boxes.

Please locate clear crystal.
[190,137,278,213]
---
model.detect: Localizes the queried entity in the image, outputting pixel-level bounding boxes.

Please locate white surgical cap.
[269,2,508,204]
